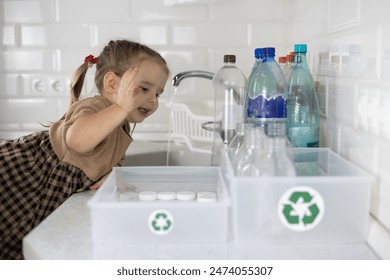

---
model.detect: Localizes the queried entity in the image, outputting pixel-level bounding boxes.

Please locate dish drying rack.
[167,102,214,154]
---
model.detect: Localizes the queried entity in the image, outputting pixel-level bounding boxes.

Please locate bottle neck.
[294,52,309,68]
[224,61,236,66]
[263,54,276,63]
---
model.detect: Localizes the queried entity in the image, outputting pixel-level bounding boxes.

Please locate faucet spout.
[172,70,214,87]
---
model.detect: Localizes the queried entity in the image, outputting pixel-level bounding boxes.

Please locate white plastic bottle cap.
[158,191,177,201]
[176,191,196,201]
[119,191,138,201]
[138,191,158,201]
[197,191,217,203]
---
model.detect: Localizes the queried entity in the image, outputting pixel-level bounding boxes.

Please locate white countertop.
[23,190,378,260]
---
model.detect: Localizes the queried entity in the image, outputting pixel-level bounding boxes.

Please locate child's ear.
[102,71,119,94]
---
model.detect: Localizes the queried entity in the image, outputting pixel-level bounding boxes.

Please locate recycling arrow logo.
[278,186,325,231]
[148,209,174,235]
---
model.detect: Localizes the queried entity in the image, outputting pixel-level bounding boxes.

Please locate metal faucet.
[171,70,214,87]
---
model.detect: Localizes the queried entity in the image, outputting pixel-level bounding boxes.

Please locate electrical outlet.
[31,77,47,94]
[49,77,68,94]
[30,76,70,95]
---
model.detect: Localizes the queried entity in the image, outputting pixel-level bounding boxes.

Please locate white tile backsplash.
[172,22,249,47]
[57,0,130,22]
[328,0,360,32]
[95,23,143,45]
[250,21,286,49]
[210,0,285,22]
[132,0,208,21]
[3,0,55,23]
[2,25,17,45]
[307,0,328,38]
[0,74,20,96]
[21,24,93,47]
[378,87,390,141]
[139,25,168,45]
[327,77,357,127]
[1,50,57,72]
[1,0,390,259]
[56,49,96,72]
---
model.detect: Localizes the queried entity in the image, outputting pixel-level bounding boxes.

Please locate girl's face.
[120,59,168,123]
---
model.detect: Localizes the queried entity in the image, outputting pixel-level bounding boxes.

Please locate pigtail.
[69,55,98,106]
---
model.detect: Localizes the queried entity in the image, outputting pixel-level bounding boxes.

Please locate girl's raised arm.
[65,68,144,154]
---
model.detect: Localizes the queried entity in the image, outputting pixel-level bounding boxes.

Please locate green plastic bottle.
[286,44,320,148]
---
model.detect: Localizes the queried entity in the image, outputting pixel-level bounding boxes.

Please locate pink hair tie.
[84,54,98,66]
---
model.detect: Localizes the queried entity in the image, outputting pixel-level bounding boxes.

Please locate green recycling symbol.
[148,209,174,235]
[278,186,325,231]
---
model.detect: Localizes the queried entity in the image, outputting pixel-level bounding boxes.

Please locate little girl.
[0,40,170,259]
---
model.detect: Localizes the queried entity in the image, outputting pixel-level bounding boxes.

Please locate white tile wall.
[57,0,130,22]
[1,0,390,259]
[3,0,55,23]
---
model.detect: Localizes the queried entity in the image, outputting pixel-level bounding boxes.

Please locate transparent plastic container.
[220,148,372,243]
[88,166,230,245]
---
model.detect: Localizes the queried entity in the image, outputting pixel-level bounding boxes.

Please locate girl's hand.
[115,68,146,113]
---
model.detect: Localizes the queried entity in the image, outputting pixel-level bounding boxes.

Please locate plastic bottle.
[283,53,294,81]
[286,44,320,148]
[232,124,254,170]
[245,47,288,137]
[247,48,263,86]
[234,126,270,176]
[268,137,296,176]
[227,122,245,161]
[212,54,247,165]
[278,56,287,68]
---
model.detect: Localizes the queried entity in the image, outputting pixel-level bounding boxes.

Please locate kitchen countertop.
[23,189,378,260]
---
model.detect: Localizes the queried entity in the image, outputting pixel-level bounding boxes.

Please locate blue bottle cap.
[263,47,275,57]
[294,44,307,53]
[254,48,263,59]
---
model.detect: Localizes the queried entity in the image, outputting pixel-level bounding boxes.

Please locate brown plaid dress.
[0,131,94,260]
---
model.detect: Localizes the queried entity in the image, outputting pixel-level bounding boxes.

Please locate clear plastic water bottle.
[212,54,247,165]
[245,47,288,137]
[286,44,320,147]
[278,56,287,69]
[268,137,296,176]
[247,48,263,86]
[228,122,250,161]
[235,126,270,176]
[283,53,294,81]
[232,124,254,170]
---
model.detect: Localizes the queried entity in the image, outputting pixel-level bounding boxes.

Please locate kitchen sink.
[123,141,211,166]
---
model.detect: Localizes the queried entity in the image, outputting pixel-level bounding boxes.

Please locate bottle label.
[307,141,319,147]
[247,95,287,119]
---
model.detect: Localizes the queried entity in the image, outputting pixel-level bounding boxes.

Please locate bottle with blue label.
[245,47,287,136]
[286,44,320,147]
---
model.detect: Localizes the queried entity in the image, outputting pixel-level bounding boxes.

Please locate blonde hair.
[69,40,169,105]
